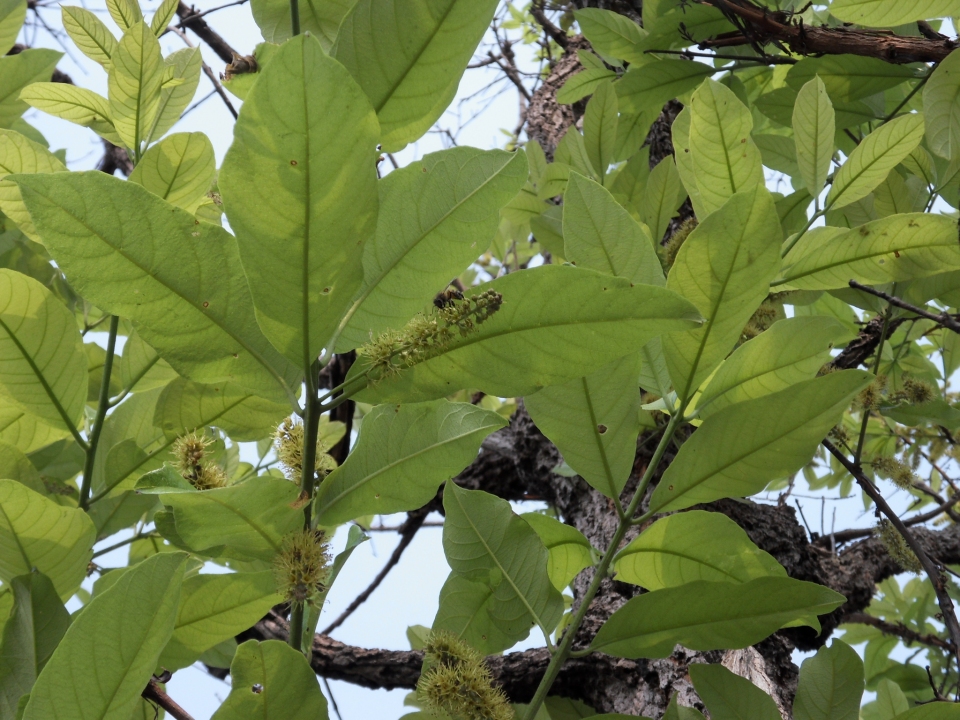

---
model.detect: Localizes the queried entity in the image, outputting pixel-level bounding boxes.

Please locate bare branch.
[846,611,957,653]
[142,679,195,720]
[175,1,238,64]
[849,280,960,334]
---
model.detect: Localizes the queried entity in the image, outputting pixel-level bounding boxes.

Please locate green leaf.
[108,21,164,150]
[557,67,618,105]
[211,640,329,720]
[640,156,684,243]
[336,147,527,351]
[583,81,619,180]
[894,703,960,719]
[146,48,202,143]
[0,574,69,720]
[316,400,505,525]
[573,8,647,65]
[613,510,785,590]
[18,82,122,145]
[22,552,188,720]
[793,77,835,197]
[690,664,780,720]
[0,402,68,455]
[350,264,702,404]
[786,56,916,103]
[520,513,593,591]
[924,48,960,160]
[830,0,960,28]
[13,171,301,405]
[778,213,960,290]
[615,59,712,115]
[116,329,177,394]
[589,577,845,658]
[62,6,117,68]
[149,0,178,36]
[143,475,302,562]
[106,0,141,30]
[648,370,872,513]
[0,49,62,129]
[671,107,706,217]
[664,694,706,720]
[525,354,642,499]
[827,114,925,210]
[0,440,44,494]
[154,378,290,443]
[252,0,356,49]
[332,0,499,151]
[442,483,564,643]
[688,79,764,214]
[663,187,782,402]
[91,388,166,496]
[432,573,516,654]
[794,640,864,720]
[220,34,379,367]
[562,172,665,287]
[0,0,26,56]
[129,132,215,212]
[0,270,86,435]
[696,316,853,418]
[0,126,67,242]
[158,571,282,671]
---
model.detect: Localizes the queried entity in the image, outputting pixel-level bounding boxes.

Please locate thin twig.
[142,679,195,720]
[321,510,428,636]
[530,0,568,49]
[846,612,956,653]
[170,27,238,119]
[849,280,960,334]
[322,676,344,720]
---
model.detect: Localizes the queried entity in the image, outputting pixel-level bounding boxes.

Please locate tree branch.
[849,280,960,333]
[142,679,195,720]
[828,315,907,371]
[846,611,957,653]
[175,2,237,64]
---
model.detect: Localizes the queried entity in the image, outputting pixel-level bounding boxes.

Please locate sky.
[17,1,948,716]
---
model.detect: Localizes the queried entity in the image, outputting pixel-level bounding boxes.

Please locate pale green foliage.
[794,641,864,720]
[793,77,835,197]
[521,513,593,591]
[690,664,781,720]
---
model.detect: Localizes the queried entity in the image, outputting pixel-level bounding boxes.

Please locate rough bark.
[525,36,591,160]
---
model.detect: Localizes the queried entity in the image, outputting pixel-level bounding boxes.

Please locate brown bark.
[175,2,238,65]
[525,36,591,160]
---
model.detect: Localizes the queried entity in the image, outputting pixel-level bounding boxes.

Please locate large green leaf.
[924,48,960,160]
[154,378,290,443]
[0,401,68,454]
[116,329,177,394]
[793,77,835,197]
[696,316,853,418]
[62,6,116,68]
[525,354,642,499]
[778,213,960,290]
[22,552,188,720]
[91,387,166,497]
[432,572,516,654]
[0,127,67,242]
[690,664,780,720]
[664,694,706,720]
[794,640,864,720]
[18,82,122,145]
[521,513,593,591]
[662,187,782,403]
[562,172,664,287]
[639,156,684,243]
[0,269,86,434]
[688,79,764,214]
[615,59,712,116]
[786,56,916,103]
[141,475,302,562]
[336,147,527,350]
[574,8,646,65]
[826,114,925,210]
[830,0,960,28]
[671,107,705,216]
[129,132,215,212]
[107,21,164,150]
[894,704,960,719]
[589,577,845,659]
[0,49,61,128]
[332,0,499,151]
[442,484,564,645]
[0,0,25,56]
[146,47,202,143]
[316,399,505,525]
[159,571,282,671]
[251,0,356,49]
[350,264,702,404]
[220,34,379,367]
[583,81,619,180]
[13,171,301,405]
[613,510,785,591]
[211,640,329,720]
[649,370,871,513]
[0,574,69,720]
[0,480,95,599]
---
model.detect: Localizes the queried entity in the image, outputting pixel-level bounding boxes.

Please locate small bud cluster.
[273,528,331,606]
[417,632,513,720]
[853,374,888,411]
[274,418,339,482]
[741,301,779,342]
[870,456,917,490]
[171,431,227,490]
[888,377,936,406]
[360,290,504,376]
[828,424,850,445]
[660,217,697,268]
[875,519,922,574]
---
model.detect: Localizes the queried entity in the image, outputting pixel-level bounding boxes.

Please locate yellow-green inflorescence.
[171,431,228,490]
[870,455,918,490]
[875,519,923,574]
[359,289,504,377]
[417,631,513,720]
[274,528,331,607]
[274,417,338,482]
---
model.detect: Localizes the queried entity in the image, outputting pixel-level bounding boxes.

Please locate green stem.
[781,207,825,257]
[854,306,892,466]
[290,0,300,36]
[289,604,305,651]
[91,531,159,558]
[522,411,685,720]
[79,315,119,511]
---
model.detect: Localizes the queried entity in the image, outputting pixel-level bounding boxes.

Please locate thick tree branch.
[846,612,957,653]
[142,679,194,720]
[850,280,960,333]
[828,315,907,370]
